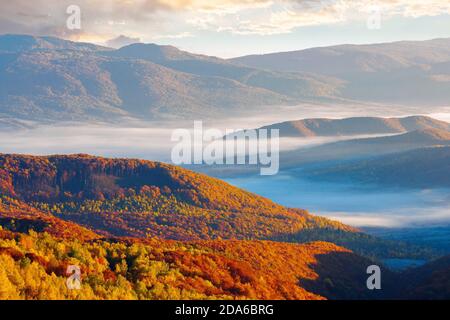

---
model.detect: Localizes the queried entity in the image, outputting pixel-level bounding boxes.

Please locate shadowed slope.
[304,146,450,188]
[281,127,450,169]
[398,255,450,299]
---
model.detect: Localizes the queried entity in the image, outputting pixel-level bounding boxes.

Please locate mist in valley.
[1,107,449,233]
[224,173,450,228]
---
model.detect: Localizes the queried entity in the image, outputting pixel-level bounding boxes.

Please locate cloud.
[184,0,450,35]
[151,32,194,40]
[0,122,177,162]
[323,206,450,228]
[105,34,141,48]
[1,0,449,40]
[0,0,171,41]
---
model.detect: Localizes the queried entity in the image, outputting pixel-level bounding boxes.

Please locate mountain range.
[1,33,449,300]
[0,34,335,123]
[213,116,450,174]
[1,34,450,123]
[231,38,450,105]
[231,38,450,74]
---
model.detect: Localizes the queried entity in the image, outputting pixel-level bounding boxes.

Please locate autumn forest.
[0,154,448,300]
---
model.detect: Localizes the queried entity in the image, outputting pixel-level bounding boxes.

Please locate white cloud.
[151,32,194,40]
[1,0,449,39]
[184,0,450,35]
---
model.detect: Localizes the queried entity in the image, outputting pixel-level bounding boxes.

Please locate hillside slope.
[0,153,352,241]
[0,227,390,300]
[1,221,447,300]
[1,153,447,300]
[0,153,437,261]
[0,195,99,241]
[399,255,450,299]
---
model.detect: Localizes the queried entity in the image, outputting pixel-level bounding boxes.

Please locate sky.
[1,0,450,58]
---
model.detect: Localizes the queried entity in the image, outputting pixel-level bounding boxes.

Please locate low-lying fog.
[2,104,449,161]
[0,122,397,162]
[1,105,449,229]
[225,173,450,228]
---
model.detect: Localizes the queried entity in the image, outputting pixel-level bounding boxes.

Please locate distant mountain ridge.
[304,146,450,188]
[1,35,450,123]
[231,38,450,74]
[280,127,450,169]
[0,34,340,123]
[0,45,290,121]
[231,38,450,105]
[381,128,450,143]
[0,34,109,53]
[108,42,343,100]
[258,116,450,137]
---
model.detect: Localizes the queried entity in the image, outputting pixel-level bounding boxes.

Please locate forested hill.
[0,153,447,300]
[0,153,352,241]
[0,228,391,300]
